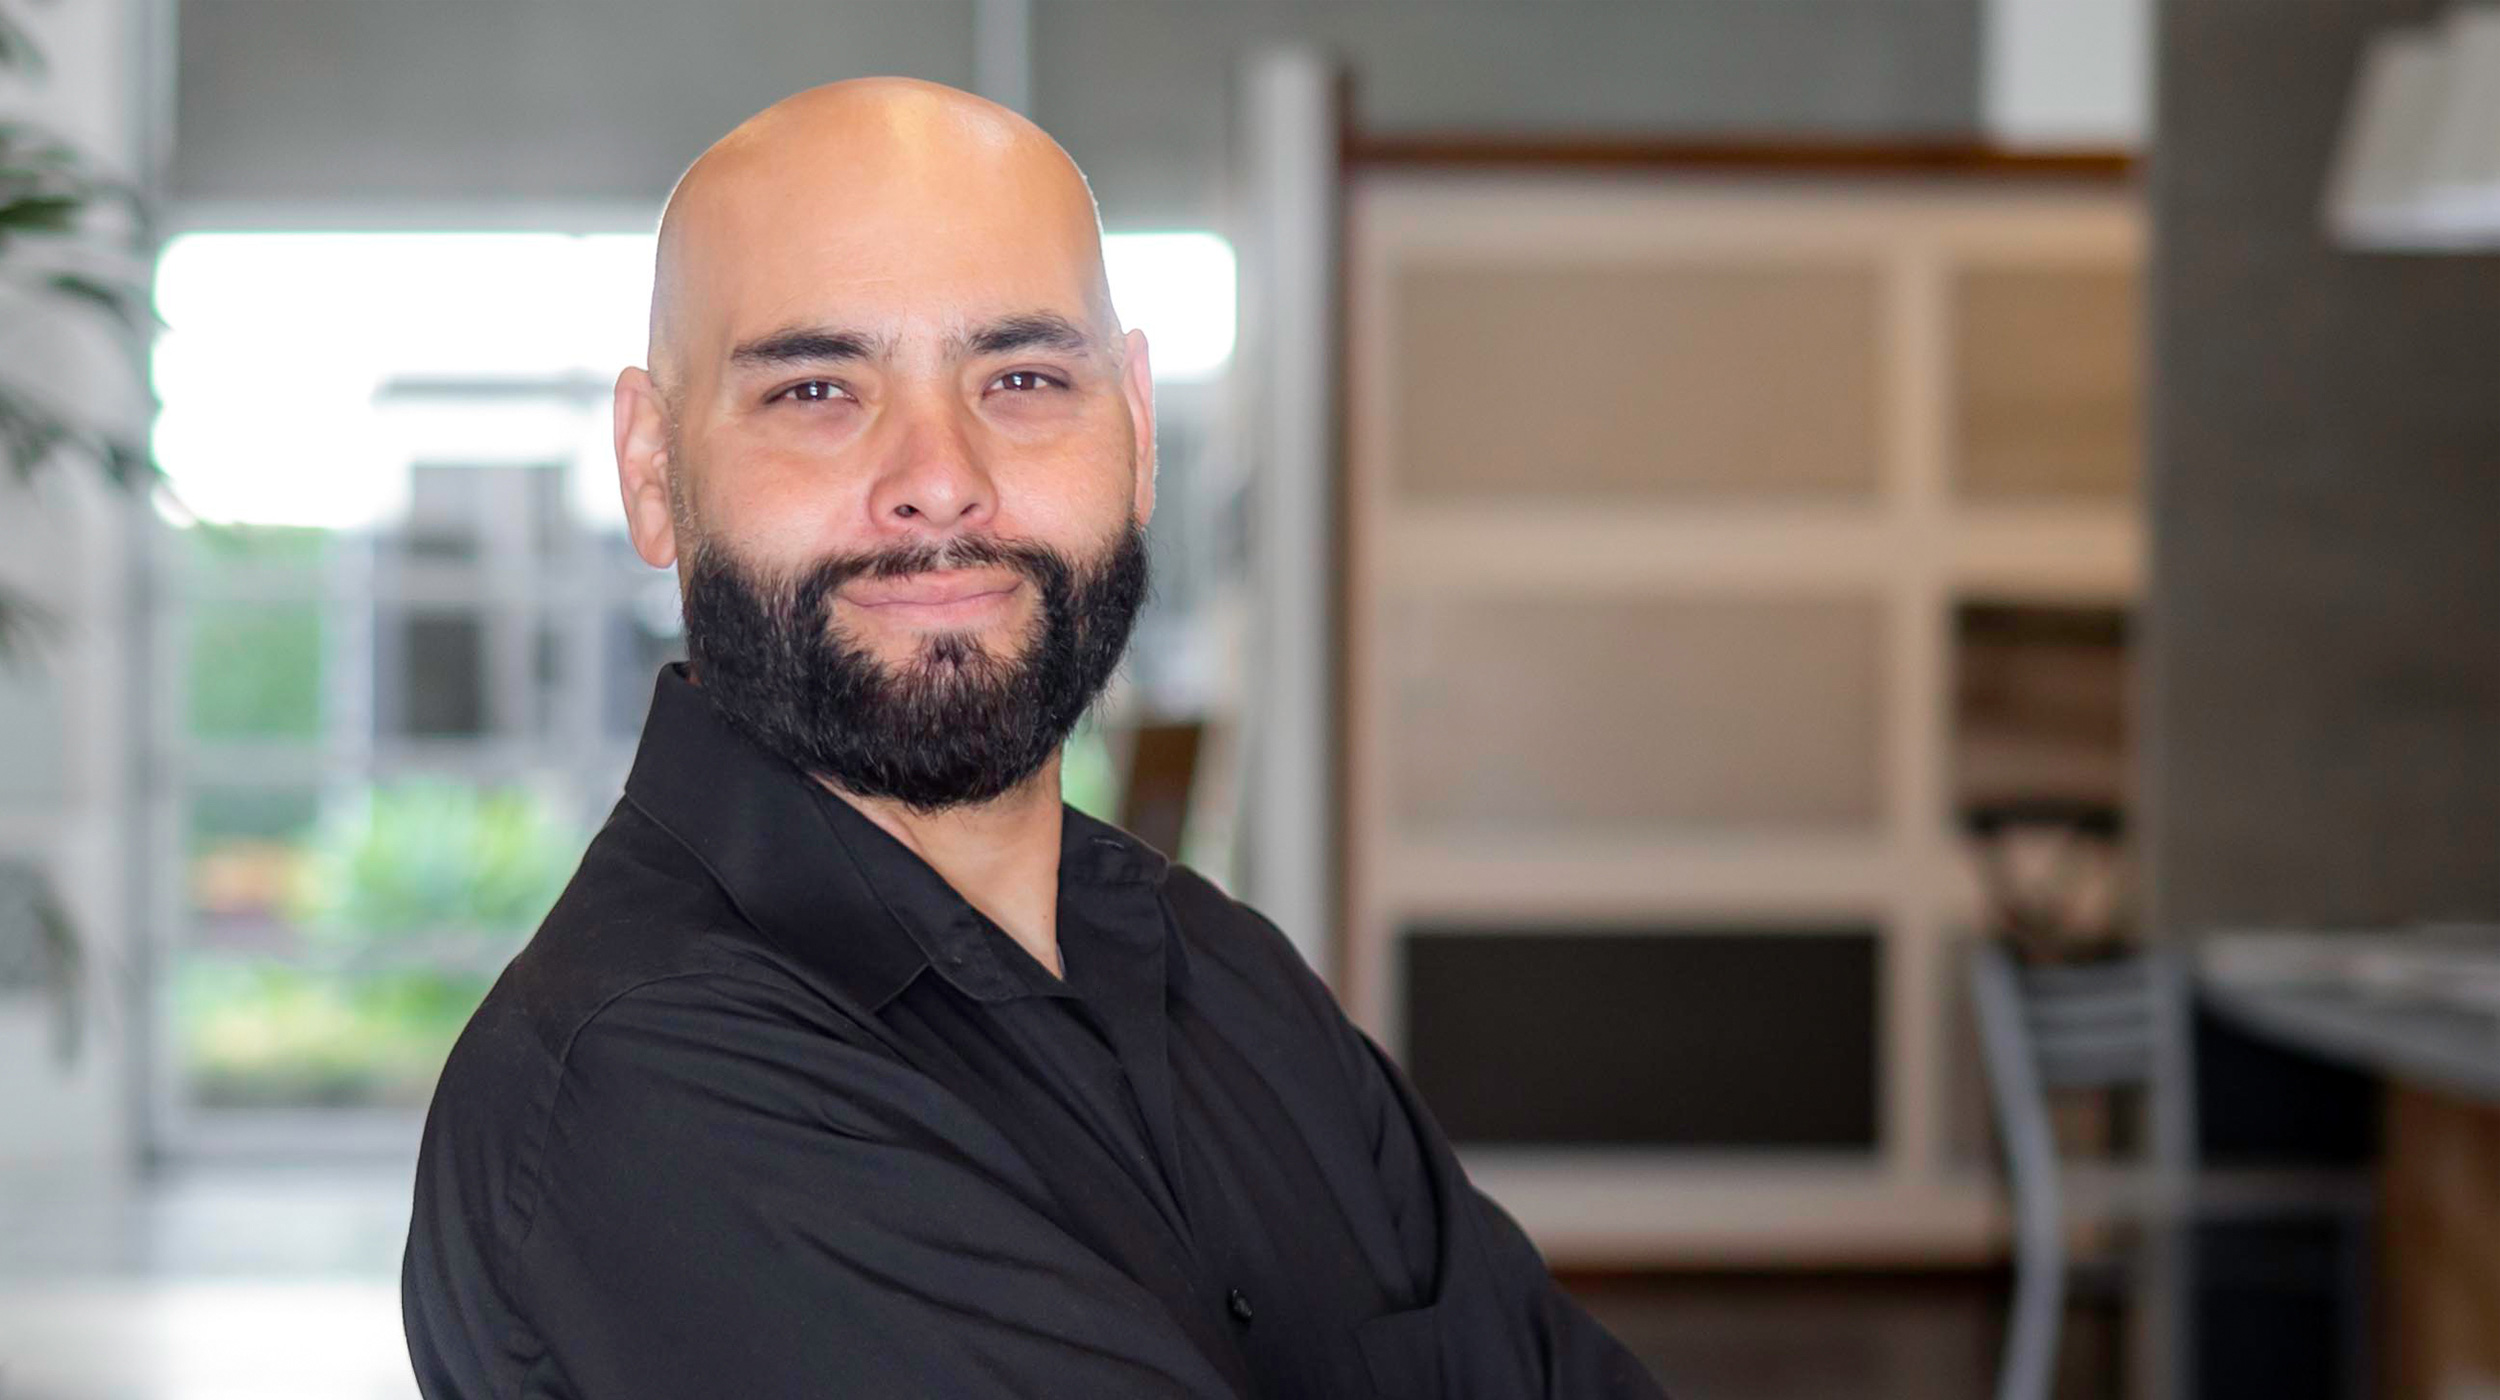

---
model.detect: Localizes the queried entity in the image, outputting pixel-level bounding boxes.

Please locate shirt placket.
[1059,893,1195,1249]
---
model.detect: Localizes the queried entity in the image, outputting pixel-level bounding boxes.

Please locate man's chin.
[890,623,1031,663]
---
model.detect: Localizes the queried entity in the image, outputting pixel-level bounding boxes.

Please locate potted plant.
[0,0,159,1064]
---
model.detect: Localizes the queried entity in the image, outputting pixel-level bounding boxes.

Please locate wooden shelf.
[1375,835,1898,918]
[1461,1151,2004,1268]
[1372,501,2139,599]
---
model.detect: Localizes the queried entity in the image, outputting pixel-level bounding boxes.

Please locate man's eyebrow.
[953,312,1099,359]
[727,326,894,369]
[724,312,1100,371]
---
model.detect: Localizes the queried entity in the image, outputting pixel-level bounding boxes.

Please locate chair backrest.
[1970,940,2196,1188]
[2003,952,2160,1090]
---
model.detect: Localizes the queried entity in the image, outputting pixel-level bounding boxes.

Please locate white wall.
[1983,0,2154,147]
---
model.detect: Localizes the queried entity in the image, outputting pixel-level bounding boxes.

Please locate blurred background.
[3,1,2499,1397]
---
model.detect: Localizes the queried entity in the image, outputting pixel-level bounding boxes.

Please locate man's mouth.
[840,569,1023,616]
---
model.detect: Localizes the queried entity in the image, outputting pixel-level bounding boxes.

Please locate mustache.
[820,533,1064,585]
[690,532,1076,613]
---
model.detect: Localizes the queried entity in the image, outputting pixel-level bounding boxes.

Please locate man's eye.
[992,370,1066,393]
[774,380,851,404]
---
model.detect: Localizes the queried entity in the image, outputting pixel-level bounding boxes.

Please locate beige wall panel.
[1391,262,1886,501]
[1952,266,2140,500]
[1388,594,1886,832]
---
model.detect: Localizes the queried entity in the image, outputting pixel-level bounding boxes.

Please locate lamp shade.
[2324,5,2500,251]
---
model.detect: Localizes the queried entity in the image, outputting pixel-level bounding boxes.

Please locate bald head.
[647,77,1119,409]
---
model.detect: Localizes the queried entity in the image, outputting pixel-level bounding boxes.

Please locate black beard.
[679,522,1150,814]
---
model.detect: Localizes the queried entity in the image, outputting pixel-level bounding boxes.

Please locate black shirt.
[402,663,1666,1399]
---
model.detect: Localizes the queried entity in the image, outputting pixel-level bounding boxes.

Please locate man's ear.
[613,366,680,568]
[1119,327,1157,527]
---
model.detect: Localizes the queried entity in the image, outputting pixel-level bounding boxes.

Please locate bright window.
[146,228,1231,1146]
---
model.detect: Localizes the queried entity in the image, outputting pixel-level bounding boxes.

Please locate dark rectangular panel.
[1403,927,1880,1150]
[2191,1217,2371,1400]
[400,614,488,738]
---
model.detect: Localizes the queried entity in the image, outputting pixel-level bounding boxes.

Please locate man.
[403,77,1666,1399]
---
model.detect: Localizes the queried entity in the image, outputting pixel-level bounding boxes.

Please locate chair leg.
[2128,1218,2194,1400]
[2001,1223,2067,1400]
[2336,1207,2374,1400]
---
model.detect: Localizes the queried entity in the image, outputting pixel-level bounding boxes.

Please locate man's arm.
[1221,897,1670,1399]
[1337,1017,1670,1398]
[407,972,1238,1400]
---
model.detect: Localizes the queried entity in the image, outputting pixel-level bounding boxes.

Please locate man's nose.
[866,389,995,532]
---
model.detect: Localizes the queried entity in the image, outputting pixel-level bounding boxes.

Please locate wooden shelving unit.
[1338,165,2143,1266]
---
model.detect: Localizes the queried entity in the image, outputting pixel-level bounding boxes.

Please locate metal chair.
[1971,940,2193,1400]
[1972,940,2378,1400]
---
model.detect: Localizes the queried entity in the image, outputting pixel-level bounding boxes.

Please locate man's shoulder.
[404,799,843,1381]
[1159,862,1344,1024]
[423,799,797,1135]
[498,802,763,1023]
[410,799,832,1254]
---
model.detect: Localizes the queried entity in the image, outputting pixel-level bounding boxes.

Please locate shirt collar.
[620,662,1186,1015]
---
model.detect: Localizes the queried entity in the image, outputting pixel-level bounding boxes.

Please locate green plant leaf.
[0,378,72,484]
[0,120,151,248]
[0,588,60,664]
[35,888,83,1064]
[0,5,45,76]
[44,269,160,334]
[100,433,156,489]
[0,192,78,234]
[0,122,81,173]
[0,378,160,492]
[0,855,86,1063]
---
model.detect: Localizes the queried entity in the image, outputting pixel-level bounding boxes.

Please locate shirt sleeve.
[1342,1018,1670,1398]
[1229,901,1669,1400]
[500,972,1242,1400]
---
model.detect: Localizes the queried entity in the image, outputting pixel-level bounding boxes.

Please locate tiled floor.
[0,1281,415,1400]
[0,1165,2112,1400]
[0,1163,419,1400]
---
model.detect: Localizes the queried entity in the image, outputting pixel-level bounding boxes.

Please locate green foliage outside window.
[286,780,585,951]
[176,961,494,1108]
[1060,715,1120,824]
[186,599,323,740]
[181,779,586,1108]
[180,525,338,741]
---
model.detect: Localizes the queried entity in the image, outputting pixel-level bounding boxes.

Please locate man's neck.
[815,758,1068,980]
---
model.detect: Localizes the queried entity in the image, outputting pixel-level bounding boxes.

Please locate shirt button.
[1226,1288,1253,1324]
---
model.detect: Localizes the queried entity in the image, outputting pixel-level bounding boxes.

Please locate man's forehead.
[648,78,1113,379]
[681,207,1113,350]
[697,258,1112,356]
